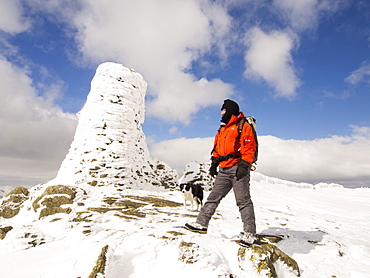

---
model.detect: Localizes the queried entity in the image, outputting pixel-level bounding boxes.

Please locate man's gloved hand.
[236,160,250,181]
[209,157,219,177]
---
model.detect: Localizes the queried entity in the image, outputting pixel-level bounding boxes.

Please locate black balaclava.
[221,99,240,125]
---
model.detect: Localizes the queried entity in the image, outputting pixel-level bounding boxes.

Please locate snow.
[1,62,370,277]
[1,175,369,277]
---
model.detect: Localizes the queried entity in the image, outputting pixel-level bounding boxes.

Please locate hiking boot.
[185,222,207,234]
[240,232,257,247]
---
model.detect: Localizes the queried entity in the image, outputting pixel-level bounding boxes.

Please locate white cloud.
[168,126,178,135]
[38,0,235,124]
[146,76,233,124]
[345,62,370,85]
[244,27,301,98]
[272,0,347,32]
[0,0,30,33]
[0,56,77,186]
[150,137,213,175]
[151,126,370,187]
[272,0,319,31]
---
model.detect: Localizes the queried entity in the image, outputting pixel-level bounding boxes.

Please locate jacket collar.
[225,112,244,127]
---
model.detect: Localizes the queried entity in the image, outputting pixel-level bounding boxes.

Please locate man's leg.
[195,167,234,228]
[233,169,256,234]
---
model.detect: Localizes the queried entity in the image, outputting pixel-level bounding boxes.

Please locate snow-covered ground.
[1,172,369,278]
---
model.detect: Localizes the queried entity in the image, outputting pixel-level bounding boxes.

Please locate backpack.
[236,116,259,165]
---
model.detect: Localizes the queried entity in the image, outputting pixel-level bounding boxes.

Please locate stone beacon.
[50,62,177,189]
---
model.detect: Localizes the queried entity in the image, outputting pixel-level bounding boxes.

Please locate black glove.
[236,160,250,181]
[209,157,219,177]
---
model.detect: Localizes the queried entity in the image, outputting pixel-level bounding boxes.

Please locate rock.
[32,185,78,219]
[237,242,300,277]
[0,226,13,239]
[0,186,29,218]
[88,245,109,278]
[178,241,200,264]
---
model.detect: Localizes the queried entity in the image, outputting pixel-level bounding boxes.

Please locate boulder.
[32,185,77,219]
[0,186,29,219]
[238,242,300,277]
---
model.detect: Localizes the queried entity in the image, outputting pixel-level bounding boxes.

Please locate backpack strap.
[236,116,257,137]
[236,117,246,140]
[236,116,258,167]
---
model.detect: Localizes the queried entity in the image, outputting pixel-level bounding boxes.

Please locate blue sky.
[0,0,369,188]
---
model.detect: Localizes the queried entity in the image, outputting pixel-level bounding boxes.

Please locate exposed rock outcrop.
[237,237,300,277]
[0,186,29,218]
[32,185,80,219]
[88,245,109,278]
[0,226,13,239]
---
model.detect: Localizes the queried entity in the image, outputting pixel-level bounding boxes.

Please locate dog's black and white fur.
[180,183,204,211]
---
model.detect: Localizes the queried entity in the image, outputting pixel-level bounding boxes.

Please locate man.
[185,99,257,246]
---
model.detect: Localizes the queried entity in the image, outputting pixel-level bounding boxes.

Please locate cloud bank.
[257,125,370,187]
[0,1,77,186]
[151,125,370,187]
[0,56,77,186]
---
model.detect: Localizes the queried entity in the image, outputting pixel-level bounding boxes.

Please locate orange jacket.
[212,112,257,168]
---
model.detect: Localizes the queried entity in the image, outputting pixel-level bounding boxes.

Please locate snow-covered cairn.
[50,62,177,189]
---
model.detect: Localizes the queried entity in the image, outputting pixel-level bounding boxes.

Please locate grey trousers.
[196,165,256,234]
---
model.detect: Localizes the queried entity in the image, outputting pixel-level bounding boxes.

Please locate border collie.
[180,183,203,211]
